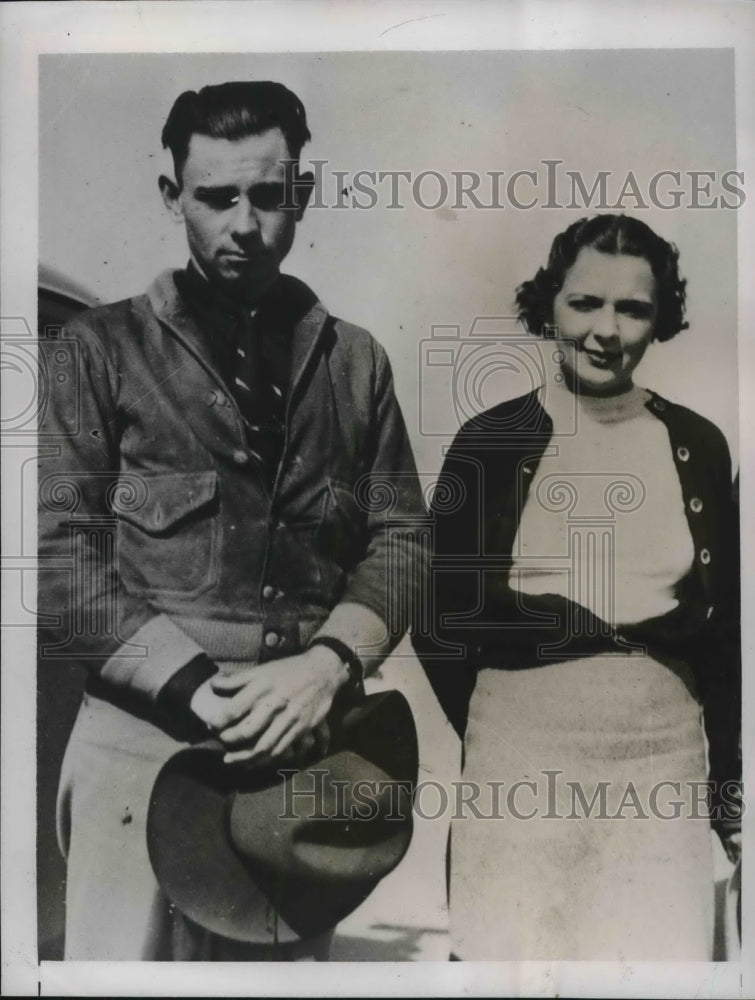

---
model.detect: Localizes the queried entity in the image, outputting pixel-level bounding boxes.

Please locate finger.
[265,716,309,760]
[219,679,286,729]
[312,721,331,756]
[219,699,286,746]
[292,732,316,757]
[211,670,261,693]
[245,711,301,761]
[224,737,307,766]
[223,747,274,765]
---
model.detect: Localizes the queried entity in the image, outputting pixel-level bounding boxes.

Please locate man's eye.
[197,191,239,212]
[251,185,287,212]
[201,193,239,210]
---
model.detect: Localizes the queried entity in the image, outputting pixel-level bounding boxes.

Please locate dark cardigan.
[412,388,741,839]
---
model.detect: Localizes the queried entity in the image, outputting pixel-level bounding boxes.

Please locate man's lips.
[221,250,267,264]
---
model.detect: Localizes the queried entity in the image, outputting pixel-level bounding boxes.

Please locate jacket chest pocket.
[115,470,220,598]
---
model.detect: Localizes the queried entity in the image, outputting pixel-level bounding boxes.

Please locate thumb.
[210,672,248,692]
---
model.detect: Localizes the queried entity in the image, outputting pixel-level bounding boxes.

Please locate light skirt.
[450,653,714,960]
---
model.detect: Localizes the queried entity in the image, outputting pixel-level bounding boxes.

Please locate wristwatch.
[308,635,365,698]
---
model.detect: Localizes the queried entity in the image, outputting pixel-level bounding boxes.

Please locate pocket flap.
[115,470,218,534]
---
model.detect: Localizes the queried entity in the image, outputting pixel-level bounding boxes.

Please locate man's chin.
[213,259,277,295]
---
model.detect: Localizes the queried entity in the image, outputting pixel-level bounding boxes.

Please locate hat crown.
[228,749,413,883]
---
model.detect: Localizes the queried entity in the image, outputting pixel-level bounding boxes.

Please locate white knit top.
[509,380,695,626]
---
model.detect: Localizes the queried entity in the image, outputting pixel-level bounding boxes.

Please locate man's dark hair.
[515,214,689,343]
[161,81,311,185]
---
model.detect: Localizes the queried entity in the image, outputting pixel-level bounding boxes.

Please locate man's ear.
[293,171,315,221]
[159,173,184,223]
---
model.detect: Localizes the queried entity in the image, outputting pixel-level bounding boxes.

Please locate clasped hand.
[190,646,349,764]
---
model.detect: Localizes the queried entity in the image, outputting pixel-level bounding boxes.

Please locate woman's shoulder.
[453,389,548,441]
[646,390,729,454]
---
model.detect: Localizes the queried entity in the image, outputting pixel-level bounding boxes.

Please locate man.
[38,81,424,961]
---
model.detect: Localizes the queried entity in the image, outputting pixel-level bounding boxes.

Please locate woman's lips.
[581,346,620,368]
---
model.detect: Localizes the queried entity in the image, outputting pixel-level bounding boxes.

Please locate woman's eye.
[619,303,653,320]
[569,299,597,312]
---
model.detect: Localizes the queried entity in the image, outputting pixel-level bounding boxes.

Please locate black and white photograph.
[1,2,753,996]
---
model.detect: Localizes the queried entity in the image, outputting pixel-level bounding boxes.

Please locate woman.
[414,215,741,960]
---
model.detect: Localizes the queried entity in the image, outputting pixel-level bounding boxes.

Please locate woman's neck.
[540,376,649,426]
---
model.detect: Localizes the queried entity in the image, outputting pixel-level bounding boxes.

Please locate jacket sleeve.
[37,319,216,740]
[693,432,742,844]
[411,425,483,738]
[318,343,427,671]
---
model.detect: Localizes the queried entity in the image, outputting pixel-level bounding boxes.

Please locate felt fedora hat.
[147,689,418,943]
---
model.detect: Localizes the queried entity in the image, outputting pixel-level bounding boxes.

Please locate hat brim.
[147,689,418,943]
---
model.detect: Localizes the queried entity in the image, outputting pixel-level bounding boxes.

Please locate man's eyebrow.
[195,184,239,196]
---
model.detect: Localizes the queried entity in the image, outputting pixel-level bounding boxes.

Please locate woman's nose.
[592,305,619,339]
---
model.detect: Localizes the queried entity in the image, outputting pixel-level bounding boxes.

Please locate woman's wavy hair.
[515,214,689,343]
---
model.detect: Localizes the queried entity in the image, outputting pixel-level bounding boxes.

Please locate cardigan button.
[700,548,711,565]
[677,446,690,462]
[689,497,703,513]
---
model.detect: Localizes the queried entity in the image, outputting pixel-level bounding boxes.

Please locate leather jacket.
[38,270,425,725]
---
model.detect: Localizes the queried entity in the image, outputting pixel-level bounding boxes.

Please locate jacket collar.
[146,268,331,400]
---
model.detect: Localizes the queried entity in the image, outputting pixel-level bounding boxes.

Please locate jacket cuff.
[153,653,218,743]
[99,614,206,700]
[311,600,391,675]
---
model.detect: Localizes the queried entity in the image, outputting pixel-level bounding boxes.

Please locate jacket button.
[706,605,715,619]
[677,446,690,462]
[206,391,218,406]
[232,449,248,465]
[262,585,277,601]
[689,497,703,513]
[700,548,711,565]
[653,398,667,412]
[264,631,280,649]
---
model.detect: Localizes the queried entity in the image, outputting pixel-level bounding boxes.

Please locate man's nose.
[230,197,260,239]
